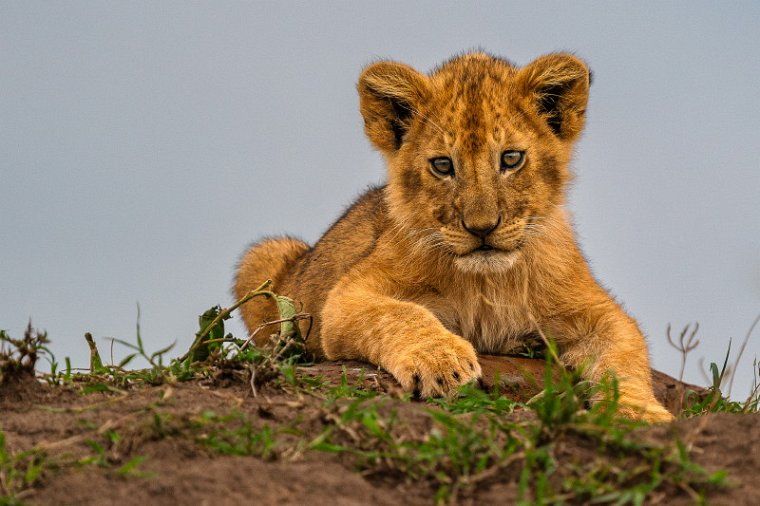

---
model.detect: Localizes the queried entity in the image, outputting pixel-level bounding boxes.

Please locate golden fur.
[235,52,673,422]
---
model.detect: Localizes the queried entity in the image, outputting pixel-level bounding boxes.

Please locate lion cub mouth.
[472,240,523,254]
[455,244,522,272]
[440,219,528,261]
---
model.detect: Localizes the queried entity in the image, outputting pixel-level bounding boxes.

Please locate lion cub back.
[234,187,388,351]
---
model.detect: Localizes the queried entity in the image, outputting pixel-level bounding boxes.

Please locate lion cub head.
[358,52,590,272]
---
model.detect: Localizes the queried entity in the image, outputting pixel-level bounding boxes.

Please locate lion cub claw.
[388,333,482,398]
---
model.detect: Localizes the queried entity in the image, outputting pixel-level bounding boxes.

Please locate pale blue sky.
[2,1,759,395]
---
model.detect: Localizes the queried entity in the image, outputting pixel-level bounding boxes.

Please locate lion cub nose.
[462,217,501,239]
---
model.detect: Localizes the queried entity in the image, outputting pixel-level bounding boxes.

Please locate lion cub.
[235,52,673,423]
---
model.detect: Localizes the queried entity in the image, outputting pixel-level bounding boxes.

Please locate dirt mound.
[0,372,42,405]
[0,358,756,505]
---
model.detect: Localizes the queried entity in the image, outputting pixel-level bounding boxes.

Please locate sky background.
[2,1,759,396]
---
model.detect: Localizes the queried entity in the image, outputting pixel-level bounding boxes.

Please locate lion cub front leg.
[320,285,481,397]
[557,304,674,423]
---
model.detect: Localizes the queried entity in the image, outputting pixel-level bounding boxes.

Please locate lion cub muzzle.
[462,215,501,242]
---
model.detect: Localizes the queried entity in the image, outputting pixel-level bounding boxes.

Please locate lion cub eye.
[430,157,454,177]
[500,150,525,172]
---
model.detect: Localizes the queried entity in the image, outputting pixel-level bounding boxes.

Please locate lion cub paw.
[386,333,482,397]
[618,399,675,424]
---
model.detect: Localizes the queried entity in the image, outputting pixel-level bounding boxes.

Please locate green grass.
[427,381,519,414]
[0,431,46,505]
[681,344,760,416]
[1,287,756,505]
[668,319,760,416]
[192,411,280,460]
[306,357,727,504]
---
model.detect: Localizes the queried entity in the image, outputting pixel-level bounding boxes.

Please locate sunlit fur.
[234,52,673,422]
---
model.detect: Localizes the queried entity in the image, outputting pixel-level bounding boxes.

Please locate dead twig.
[180,279,275,362]
[666,322,700,382]
[239,313,312,352]
[728,313,760,397]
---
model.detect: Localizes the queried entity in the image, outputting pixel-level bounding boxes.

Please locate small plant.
[0,430,46,504]
[175,279,313,396]
[667,322,701,382]
[427,381,518,415]
[0,322,52,384]
[182,279,310,365]
[116,455,152,479]
[193,411,279,461]
[322,368,378,404]
[682,342,751,416]
[31,280,311,395]
[107,306,177,383]
[665,315,760,416]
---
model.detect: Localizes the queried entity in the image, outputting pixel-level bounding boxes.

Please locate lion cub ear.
[517,54,591,142]
[358,61,431,154]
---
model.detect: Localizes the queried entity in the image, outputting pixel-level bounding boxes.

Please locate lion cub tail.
[233,236,310,334]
